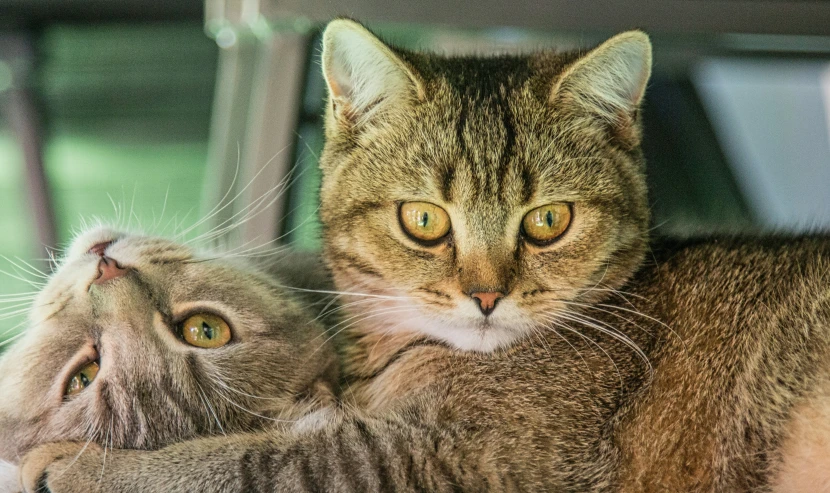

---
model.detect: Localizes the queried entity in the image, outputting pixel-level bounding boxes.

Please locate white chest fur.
[0,460,20,493]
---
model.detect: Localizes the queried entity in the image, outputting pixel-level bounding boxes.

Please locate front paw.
[20,442,104,493]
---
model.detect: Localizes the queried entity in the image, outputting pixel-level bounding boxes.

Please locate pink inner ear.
[88,241,113,257]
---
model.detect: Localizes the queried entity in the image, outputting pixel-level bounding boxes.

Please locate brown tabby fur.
[14,19,830,492]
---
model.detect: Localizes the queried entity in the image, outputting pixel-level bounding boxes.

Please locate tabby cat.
[19,19,830,492]
[0,227,338,492]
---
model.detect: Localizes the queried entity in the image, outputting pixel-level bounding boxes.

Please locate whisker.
[183,146,299,243]
[311,297,384,323]
[99,418,113,481]
[542,317,624,386]
[595,303,685,348]
[558,300,652,338]
[54,423,99,480]
[206,378,293,424]
[4,256,49,278]
[208,374,280,402]
[553,310,652,376]
[276,285,410,301]
[0,268,45,288]
[311,306,421,355]
[196,382,227,436]
[0,332,24,347]
[0,308,31,321]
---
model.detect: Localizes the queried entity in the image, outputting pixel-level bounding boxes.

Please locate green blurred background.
[0,24,218,342]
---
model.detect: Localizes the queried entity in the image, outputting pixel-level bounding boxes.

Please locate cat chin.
[433,324,524,353]
[0,460,20,493]
[401,315,527,353]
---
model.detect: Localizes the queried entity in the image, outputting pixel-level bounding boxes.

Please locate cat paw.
[19,442,104,493]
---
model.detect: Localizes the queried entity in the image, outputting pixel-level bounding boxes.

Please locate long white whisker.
[275,285,410,301]
[195,382,226,436]
[595,303,685,347]
[4,256,49,278]
[0,268,45,288]
[207,378,293,423]
[543,317,624,386]
[181,144,295,241]
[99,418,113,481]
[554,310,652,375]
[318,307,421,351]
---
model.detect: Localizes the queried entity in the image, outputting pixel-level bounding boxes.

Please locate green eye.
[181,313,232,349]
[399,202,451,243]
[522,203,572,244]
[65,361,100,397]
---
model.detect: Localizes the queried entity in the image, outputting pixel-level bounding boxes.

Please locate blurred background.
[1,0,829,343]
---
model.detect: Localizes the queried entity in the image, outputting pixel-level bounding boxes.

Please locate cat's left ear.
[321,19,424,130]
[550,31,652,139]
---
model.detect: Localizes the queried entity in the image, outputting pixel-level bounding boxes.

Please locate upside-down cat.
[16,19,830,492]
[0,228,339,492]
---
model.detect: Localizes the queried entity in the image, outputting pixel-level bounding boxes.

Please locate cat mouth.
[66,227,126,261]
[88,240,115,257]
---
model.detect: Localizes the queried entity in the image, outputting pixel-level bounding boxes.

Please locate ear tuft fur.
[321,19,422,127]
[551,30,652,126]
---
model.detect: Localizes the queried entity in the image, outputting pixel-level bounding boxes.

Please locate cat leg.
[20,417,506,493]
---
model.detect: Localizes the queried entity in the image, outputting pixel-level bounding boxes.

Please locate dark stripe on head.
[333,250,385,279]
[520,168,536,205]
[440,164,456,202]
[343,201,385,226]
[500,104,517,173]
[456,100,469,160]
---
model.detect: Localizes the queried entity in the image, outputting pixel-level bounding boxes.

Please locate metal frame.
[0,34,56,263]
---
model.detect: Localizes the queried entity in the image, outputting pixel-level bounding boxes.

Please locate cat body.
[615,237,830,491]
[14,19,830,492]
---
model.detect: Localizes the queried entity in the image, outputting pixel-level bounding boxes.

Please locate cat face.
[319,21,652,351]
[0,228,336,463]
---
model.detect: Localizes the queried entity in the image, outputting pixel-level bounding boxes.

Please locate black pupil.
[545,210,554,228]
[420,211,429,227]
[79,373,90,387]
[202,321,214,340]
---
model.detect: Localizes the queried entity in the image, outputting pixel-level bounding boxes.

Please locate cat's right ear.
[550,31,652,144]
[321,19,424,130]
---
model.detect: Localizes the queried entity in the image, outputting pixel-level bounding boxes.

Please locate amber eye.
[65,361,100,397]
[180,313,232,349]
[399,202,451,243]
[521,203,572,245]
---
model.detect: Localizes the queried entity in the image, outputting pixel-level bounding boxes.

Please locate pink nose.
[470,292,504,316]
[93,256,128,284]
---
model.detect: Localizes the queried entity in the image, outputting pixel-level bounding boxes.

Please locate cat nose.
[93,256,128,284]
[470,291,504,316]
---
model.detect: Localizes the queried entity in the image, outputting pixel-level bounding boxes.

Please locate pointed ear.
[321,19,423,129]
[551,31,652,127]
